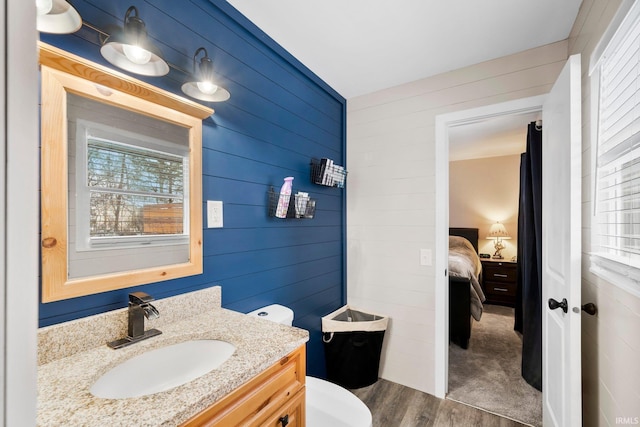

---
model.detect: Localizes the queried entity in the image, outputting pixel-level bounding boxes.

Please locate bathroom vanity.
[37,287,308,426]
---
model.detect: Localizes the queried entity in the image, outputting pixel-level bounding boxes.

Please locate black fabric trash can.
[322,305,388,389]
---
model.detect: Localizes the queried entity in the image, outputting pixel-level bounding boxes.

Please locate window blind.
[595,6,640,268]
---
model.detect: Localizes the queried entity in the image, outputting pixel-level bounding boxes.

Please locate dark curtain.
[514,121,542,391]
[514,154,526,333]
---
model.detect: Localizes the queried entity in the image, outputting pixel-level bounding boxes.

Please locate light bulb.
[36,0,53,15]
[196,81,218,95]
[122,44,152,65]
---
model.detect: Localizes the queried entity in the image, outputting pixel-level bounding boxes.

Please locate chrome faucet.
[108,291,162,349]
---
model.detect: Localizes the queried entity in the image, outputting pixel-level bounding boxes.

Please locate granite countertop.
[37,288,309,426]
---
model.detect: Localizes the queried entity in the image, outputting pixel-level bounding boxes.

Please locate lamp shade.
[100,6,169,76]
[36,0,82,34]
[181,47,230,102]
[487,222,511,239]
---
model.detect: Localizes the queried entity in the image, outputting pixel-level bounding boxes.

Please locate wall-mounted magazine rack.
[310,158,347,188]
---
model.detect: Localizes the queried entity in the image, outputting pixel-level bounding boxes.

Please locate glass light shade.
[487,222,511,239]
[36,0,82,34]
[101,38,169,76]
[100,6,169,77]
[181,82,230,102]
[122,44,152,65]
[196,81,218,95]
[181,48,230,102]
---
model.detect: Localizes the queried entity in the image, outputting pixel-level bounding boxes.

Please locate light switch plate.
[207,200,223,228]
[420,249,432,266]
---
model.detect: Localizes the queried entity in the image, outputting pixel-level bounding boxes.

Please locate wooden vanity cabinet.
[181,345,306,427]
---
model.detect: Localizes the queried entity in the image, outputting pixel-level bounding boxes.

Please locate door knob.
[581,303,597,316]
[548,298,568,313]
[279,414,289,427]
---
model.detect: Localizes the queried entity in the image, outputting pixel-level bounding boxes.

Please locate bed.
[449,227,485,349]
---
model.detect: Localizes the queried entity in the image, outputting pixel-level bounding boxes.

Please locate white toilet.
[248,304,373,427]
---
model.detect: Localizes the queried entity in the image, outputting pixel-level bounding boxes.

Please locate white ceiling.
[226,0,582,99]
[448,111,541,161]
[225,0,580,160]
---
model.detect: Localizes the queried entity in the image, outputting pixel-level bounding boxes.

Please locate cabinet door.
[263,388,305,427]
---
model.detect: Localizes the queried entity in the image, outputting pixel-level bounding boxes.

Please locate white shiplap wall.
[569,0,640,425]
[348,0,640,420]
[347,40,568,394]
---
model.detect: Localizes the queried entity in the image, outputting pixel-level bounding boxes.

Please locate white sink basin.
[90,339,236,399]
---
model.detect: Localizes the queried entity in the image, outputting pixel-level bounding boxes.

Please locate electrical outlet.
[420,249,432,266]
[207,200,223,228]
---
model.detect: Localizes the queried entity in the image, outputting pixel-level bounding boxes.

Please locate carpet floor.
[448,304,542,427]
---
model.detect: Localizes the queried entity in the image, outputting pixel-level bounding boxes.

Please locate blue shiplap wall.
[38,0,346,378]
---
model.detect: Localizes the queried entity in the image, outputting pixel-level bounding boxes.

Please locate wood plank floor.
[351,379,529,427]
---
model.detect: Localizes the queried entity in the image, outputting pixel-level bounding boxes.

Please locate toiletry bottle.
[275,177,294,218]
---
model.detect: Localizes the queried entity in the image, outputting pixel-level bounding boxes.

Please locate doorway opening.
[434,96,545,425]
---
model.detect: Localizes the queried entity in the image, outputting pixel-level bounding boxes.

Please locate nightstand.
[481,259,518,306]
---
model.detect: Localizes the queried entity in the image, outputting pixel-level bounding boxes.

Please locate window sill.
[589,253,640,298]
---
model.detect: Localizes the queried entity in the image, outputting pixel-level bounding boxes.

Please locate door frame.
[3,0,40,424]
[434,94,546,398]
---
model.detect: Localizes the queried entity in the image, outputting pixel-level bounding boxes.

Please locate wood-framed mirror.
[39,42,213,302]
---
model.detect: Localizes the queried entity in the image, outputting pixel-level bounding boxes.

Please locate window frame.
[589,0,640,298]
[39,42,212,302]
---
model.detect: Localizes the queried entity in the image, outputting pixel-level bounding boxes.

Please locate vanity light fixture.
[100,6,169,77]
[36,0,82,34]
[181,47,231,102]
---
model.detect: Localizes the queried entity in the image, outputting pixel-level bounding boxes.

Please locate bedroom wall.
[346,40,567,393]
[37,0,346,378]
[568,0,640,424]
[449,154,521,260]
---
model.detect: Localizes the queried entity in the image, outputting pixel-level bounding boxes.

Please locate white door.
[541,54,582,426]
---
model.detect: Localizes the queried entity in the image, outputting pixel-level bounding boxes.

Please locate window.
[75,121,189,250]
[591,0,640,296]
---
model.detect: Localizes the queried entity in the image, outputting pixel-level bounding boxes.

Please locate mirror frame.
[39,42,213,302]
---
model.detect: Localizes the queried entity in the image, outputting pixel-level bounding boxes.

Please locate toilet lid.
[305,377,372,427]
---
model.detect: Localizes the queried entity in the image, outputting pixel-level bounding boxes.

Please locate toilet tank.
[247,304,294,326]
